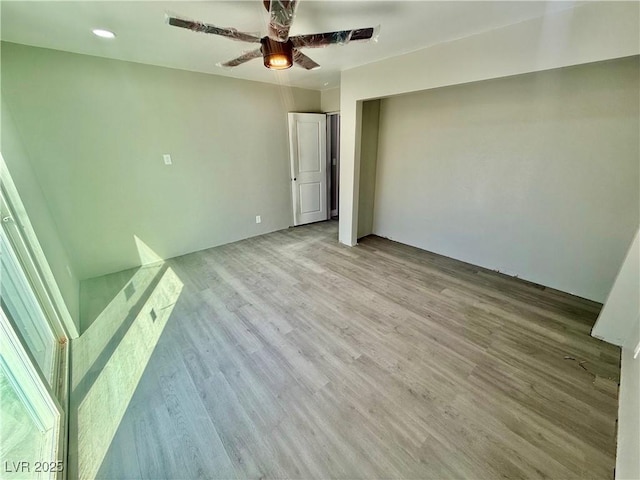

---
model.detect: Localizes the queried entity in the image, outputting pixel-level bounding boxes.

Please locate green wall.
[357,99,380,239]
[1,97,81,330]
[2,42,320,280]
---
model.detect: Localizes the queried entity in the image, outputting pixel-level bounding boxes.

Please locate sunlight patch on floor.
[75,267,183,480]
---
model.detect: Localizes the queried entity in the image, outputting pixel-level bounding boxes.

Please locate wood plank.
[71,221,620,479]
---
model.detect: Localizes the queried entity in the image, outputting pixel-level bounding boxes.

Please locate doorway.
[288,113,328,226]
[327,113,340,219]
[287,112,340,226]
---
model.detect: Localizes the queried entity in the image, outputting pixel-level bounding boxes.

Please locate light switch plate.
[163,154,172,165]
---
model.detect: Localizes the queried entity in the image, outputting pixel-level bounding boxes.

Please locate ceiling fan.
[167,0,378,71]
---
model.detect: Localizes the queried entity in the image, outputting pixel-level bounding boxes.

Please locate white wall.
[373,57,639,302]
[593,230,640,345]
[321,87,340,113]
[339,1,640,247]
[616,320,640,480]
[1,42,320,280]
[1,98,80,331]
[591,230,640,479]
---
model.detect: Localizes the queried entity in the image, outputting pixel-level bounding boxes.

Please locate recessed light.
[92,29,116,39]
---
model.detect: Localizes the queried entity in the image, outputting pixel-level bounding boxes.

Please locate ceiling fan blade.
[268,0,298,42]
[217,49,263,68]
[291,27,376,48]
[167,16,261,43]
[293,49,320,70]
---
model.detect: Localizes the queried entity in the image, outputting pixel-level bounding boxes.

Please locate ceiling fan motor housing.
[261,36,293,69]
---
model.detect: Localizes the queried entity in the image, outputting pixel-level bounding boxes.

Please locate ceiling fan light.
[267,54,292,69]
[261,37,293,70]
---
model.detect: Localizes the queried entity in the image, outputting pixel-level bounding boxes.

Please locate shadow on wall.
[68,236,184,479]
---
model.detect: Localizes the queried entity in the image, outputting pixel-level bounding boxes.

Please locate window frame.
[0,154,71,479]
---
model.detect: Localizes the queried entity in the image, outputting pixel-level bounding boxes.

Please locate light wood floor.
[70,221,620,479]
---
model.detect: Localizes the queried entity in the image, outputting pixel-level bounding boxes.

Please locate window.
[0,161,68,479]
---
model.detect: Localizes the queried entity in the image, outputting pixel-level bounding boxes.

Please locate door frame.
[288,113,328,226]
[326,112,340,218]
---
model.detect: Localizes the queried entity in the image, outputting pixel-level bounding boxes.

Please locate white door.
[288,113,328,226]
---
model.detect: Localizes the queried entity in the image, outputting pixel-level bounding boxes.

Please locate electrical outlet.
[255,215,262,224]
[163,154,172,165]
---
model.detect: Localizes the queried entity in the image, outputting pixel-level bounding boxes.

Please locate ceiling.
[1,1,583,90]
